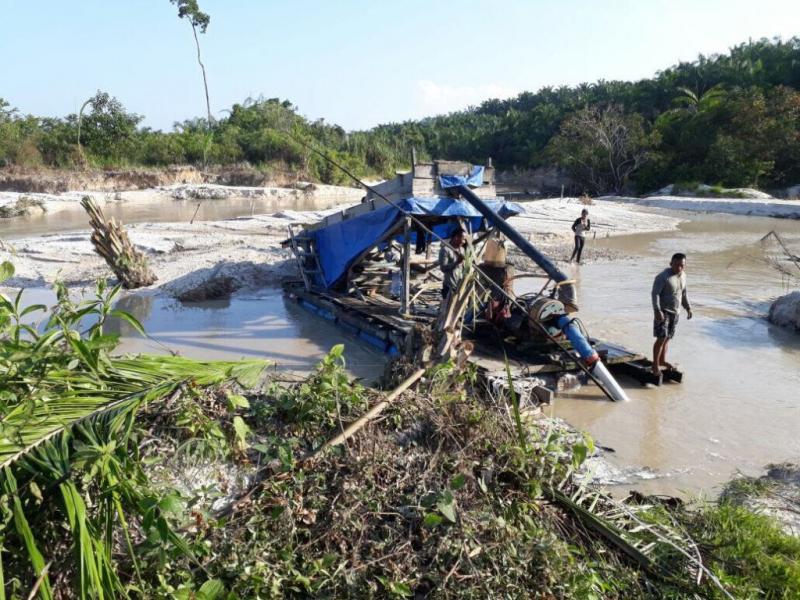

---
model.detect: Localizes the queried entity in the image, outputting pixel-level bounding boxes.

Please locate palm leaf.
[0,356,268,470]
[1,469,53,599]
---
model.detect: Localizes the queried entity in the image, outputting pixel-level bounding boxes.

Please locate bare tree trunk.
[76,97,93,166]
[191,23,212,127]
[81,197,157,289]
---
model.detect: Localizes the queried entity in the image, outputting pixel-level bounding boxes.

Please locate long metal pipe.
[456,185,576,307]
[459,184,632,401]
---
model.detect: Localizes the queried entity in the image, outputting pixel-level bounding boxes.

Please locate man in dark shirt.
[569,209,590,264]
[438,228,466,298]
[651,253,693,375]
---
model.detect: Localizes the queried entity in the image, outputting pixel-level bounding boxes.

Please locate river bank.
[5,280,797,597]
[0,195,683,295]
[614,194,800,219]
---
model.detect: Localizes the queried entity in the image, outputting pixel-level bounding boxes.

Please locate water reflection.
[112,289,386,381]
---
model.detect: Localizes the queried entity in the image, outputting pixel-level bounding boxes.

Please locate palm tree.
[672,85,727,113]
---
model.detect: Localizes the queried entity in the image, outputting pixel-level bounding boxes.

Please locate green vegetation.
[2,262,799,597]
[0,262,268,598]
[2,37,800,191]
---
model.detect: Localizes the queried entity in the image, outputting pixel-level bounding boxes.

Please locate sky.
[1,0,799,131]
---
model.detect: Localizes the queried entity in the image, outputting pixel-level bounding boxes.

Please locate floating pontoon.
[283,159,680,403]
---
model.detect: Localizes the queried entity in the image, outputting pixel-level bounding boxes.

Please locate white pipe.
[590,361,630,402]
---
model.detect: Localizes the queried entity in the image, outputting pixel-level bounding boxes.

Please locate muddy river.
[0,194,338,239]
[549,213,800,496]
[4,208,799,497]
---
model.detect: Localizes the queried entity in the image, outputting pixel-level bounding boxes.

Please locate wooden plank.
[610,361,663,386]
[434,160,472,176]
[401,218,411,315]
[412,179,436,197]
[413,163,435,179]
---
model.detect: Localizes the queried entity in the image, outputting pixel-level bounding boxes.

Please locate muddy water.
[9,287,386,382]
[112,290,386,381]
[545,213,800,496]
[0,195,342,239]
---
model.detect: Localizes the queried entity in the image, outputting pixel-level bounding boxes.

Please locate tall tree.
[170,0,212,127]
[547,105,654,194]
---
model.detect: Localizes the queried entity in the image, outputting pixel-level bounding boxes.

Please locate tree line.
[1,37,799,193]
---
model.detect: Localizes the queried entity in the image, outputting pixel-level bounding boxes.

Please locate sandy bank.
[0,182,365,217]
[0,197,683,297]
[509,197,683,241]
[615,195,800,219]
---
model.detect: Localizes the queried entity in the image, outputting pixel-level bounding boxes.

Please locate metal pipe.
[456,185,577,308]
[556,315,629,402]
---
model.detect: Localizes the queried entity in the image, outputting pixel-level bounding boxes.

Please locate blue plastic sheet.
[438,165,484,189]
[312,196,522,288]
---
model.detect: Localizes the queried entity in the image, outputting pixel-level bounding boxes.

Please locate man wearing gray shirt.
[438,228,466,298]
[651,253,693,375]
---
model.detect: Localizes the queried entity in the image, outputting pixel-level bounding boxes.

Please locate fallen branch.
[309,367,426,461]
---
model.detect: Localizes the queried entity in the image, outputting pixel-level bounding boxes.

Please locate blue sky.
[1,0,798,131]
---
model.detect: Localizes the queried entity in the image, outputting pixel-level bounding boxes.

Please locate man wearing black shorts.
[651,253,693,375]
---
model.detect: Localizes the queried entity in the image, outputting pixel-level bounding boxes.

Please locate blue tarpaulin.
[311,196,522,288]
[438,165,484,189]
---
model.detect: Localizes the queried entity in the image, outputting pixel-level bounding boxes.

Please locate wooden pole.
[215,367,428,520]
[311,367,426,460]
[401,217,411,315]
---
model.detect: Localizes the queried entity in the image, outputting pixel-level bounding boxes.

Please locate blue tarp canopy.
[311,196,523,288]
[438,165,484,189]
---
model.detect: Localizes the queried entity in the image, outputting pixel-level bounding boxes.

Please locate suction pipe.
[457,184,629,402]
[556,315,630,402]
[456,185,576,308]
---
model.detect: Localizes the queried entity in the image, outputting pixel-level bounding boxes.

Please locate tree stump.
[81,196,157,289]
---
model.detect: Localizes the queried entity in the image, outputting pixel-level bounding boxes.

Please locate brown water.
[11,287,386,382]
[0,195,337,239]
[543,213,800,496]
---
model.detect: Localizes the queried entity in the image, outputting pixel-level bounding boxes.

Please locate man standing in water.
[569,208,591,263]
[439,228,466,298]
[651,253,693,375]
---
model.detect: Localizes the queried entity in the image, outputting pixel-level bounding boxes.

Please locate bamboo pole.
[401,217,411,315]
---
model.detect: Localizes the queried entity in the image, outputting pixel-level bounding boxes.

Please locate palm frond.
[0,356,268,470]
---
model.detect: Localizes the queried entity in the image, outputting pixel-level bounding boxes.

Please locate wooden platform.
[284,281,414,355]
[611,358,684,386]
[283,281,670,390]
[466,336,644,375]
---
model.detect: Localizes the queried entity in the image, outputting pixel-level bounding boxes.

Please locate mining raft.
[282,159,682,404]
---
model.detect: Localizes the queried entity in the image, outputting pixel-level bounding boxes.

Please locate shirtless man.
[651,253,693,375]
